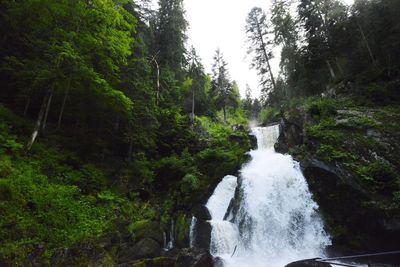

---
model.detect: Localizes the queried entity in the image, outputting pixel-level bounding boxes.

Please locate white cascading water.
[206,125,331,267]
[206,175,239,255]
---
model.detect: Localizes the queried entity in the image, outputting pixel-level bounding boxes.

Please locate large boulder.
[129,221,165,246]
[130,257,176,267]
[194,206,211,221]
[191,206,212,250]
[275,118,304,154]
[301,156,400,251]
[50,243,114,267]
[118,238,162,263]
[248,133,257,150]
[285,259,331,267]
[175,248,213,267]
[191,220,211,250]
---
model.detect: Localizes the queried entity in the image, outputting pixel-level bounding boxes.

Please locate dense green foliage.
[249,0,400,105]
[0,0,250,264]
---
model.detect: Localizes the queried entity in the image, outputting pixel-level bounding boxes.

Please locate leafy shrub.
[0,156,12,177]
[64,164,106,194]
[153,155,187,186]
[364,83,389,105]
[336,116,377,129]
[316,144,356,163]
[196,148,238,181]
[128,154,155,184]
[97,191,124,204]
[306,98,338,118]
[0,123,23,154]
[260,107,280,125]
[368,161,397,183]
[0,180,13,201]
[179,173,200,193]
[0,163,113,264]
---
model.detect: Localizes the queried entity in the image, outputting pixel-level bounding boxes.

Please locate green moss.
[175,213,189,247]
[316,144,357,163]
[128,220,163,244]
[128,220,150,234]
[0,156,12,178]
[260,107,280,125]
[289,145,309,161]
[305,98,338,118]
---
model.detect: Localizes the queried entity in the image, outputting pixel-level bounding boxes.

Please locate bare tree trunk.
[326,60,336,79]
[256,22,276,91]
[357,21,375,65]
[23,96,31,116]
[223,105,227,124]
[150,53,160,106]
[26,94,48,151]
[57,79,71,130]
[335,57,344,75]
[156,64,160,105]
[41,87,54,131]
[191,85,195,125]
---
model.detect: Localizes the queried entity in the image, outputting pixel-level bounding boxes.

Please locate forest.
[0,0,399,266]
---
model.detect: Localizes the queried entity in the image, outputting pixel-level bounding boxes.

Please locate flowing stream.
[205,125,331,267]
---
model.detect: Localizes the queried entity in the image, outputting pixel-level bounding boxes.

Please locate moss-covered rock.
[174,213,190,248]
[278,97,400,252]
[131,257,176,267]
[128,221,164,246]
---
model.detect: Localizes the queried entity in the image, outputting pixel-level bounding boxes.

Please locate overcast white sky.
[182,0,355,98]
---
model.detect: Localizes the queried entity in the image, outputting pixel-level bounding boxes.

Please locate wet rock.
[118,238,161,263]
[249,133,257,150]
[213,256,226,267]
[300,157,400,251]
[51,243,114,267]
[162,247,181,258]
[285,259,331,267]
[191,220,211,250]
[300,158,367,196]
[194,206,211,221]
[130,221,164,246]
[174,213,191,248]
[130,257,176,267]
[175,248,213,267]
[275,117,303,154]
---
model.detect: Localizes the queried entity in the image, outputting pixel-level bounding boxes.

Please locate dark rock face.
[50,243,114,266]
[275,117,304,154]
[302,157,400,252]
[277,106,400,253]
[191,205,212,250]
[130,257,176,267]
[213,256,225,267]
[133,221,165,246]
[175,248,213,267]
[118,238,162,263]
[191,220,211,250]
[194,206,212,221]
[285,259,331,267]
[249,133,257,150]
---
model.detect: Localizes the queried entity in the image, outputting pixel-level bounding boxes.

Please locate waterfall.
[166,219,175,250]
[206,125,331,267]
[206,175,239,255]
[189,216,197,248]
